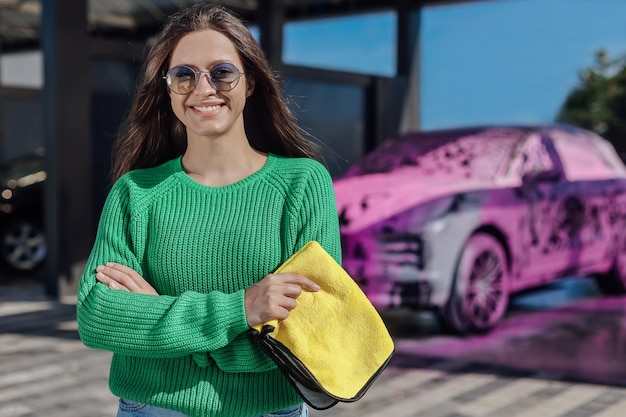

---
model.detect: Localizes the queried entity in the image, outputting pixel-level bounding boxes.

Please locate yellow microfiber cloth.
[249,241,395,410]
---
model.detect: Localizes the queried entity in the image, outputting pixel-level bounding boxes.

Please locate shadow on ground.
[382,276,626,387]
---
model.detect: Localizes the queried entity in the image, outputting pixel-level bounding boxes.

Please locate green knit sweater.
[77,154,341,417]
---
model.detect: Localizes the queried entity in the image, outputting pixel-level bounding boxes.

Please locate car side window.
[519,134,555,179]
[550,129,620,181]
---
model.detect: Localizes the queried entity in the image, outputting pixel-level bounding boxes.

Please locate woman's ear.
[246,77,256,98]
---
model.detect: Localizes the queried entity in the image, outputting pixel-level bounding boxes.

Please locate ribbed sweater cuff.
[192,289,250,368]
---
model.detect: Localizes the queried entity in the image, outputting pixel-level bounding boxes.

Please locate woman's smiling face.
[167,29,254,141]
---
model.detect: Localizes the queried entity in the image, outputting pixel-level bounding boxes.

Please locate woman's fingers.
[96,263,139,292]
[244,273,320,326]
[95,263,159,295]
[285,274,320,293]
[95,271,130,291]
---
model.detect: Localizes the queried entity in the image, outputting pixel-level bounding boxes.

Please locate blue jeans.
[116,399,309,417]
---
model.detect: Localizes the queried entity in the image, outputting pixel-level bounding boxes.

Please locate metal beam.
[282,64,373,86]
[282,0,494,21]
[0,0,498,52]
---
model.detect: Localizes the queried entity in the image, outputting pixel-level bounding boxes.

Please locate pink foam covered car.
[334,124,626,334]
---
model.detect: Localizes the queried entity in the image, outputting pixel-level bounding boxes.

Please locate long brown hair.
[110,3,317,182]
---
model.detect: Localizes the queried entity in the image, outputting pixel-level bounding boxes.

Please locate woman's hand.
[95,262,159,296]
[244,273,320,327]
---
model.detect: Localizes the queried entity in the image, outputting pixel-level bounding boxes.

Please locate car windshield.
[344,127,529,182]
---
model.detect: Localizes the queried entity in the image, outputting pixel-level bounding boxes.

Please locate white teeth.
[194,105,221,112]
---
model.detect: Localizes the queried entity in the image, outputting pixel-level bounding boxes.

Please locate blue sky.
[281,0,626,131]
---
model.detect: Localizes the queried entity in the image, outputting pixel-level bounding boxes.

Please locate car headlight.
[399,195,457,231]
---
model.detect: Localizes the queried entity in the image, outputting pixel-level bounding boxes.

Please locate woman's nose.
[194,73,217,94]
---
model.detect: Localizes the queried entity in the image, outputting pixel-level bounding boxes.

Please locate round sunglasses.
[164,62,244,95]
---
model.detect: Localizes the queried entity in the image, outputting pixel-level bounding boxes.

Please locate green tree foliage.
[557,50,626,157]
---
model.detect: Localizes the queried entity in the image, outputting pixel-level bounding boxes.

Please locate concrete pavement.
[3,283,626,417]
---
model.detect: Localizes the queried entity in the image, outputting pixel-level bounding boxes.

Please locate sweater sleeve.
[77,179,251,359]
[290,161,342,263]
[207,161,342,373]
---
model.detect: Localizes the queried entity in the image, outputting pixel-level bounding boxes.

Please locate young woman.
[76,4,341,417]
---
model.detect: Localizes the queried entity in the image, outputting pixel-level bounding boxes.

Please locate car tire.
[441,233,509,335]
[0,216,47,272]
[595,233,626,295]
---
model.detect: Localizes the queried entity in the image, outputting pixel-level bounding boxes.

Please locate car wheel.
[0,217,47,272]
[595,233,626,295]
[441,233,509,335]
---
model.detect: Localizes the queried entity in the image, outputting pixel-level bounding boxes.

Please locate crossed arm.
[95,262,319,327]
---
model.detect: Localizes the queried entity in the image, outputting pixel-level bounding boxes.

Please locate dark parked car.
[334,124,626,334]
[0,149,47,272]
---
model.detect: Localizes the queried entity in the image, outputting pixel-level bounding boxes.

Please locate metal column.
[258,0,285,69]
[41,0,93,298]
[398,6,422,133]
